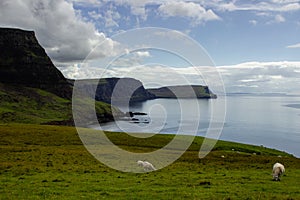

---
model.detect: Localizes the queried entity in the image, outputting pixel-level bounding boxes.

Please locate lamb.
[137,160,156,172]
[272,162,285,181]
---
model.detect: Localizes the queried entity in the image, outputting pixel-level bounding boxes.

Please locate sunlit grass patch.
[0,124,299,199]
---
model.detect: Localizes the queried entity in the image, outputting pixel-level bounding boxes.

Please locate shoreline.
[90,122,297,158]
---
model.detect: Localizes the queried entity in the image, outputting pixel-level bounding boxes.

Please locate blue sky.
[72,0,300,65]
[0,0,300,93]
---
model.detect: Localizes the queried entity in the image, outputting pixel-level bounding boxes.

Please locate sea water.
[93,95,300,157]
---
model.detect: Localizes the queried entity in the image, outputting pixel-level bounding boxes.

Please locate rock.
[0,27,72,99]
[74,78,156,104]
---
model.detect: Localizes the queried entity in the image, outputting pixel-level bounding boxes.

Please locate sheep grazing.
[272,162,285,181]
[137,160,156,172]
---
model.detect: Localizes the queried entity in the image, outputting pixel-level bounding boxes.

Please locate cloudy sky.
[0,0,300,94]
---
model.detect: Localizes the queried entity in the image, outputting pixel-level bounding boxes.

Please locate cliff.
[0,28,72,99]
[74,79,217,105]
[0,27,120,125]
[147,85,217,99]
[75,78,156,104]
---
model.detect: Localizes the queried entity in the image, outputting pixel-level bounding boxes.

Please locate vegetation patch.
[1,124,299,199]
[0,83,117,125]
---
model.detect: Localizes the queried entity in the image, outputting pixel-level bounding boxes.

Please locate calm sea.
[93,95,300,157]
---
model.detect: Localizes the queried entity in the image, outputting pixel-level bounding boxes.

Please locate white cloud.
[108,50,152,69]
[135,51,151,57]
[104,9,121,28]
[59,63,113,79]
[278,3,300,12]
[271,0,298,3]
[266,14,286,24]
[274,14,285,23]
[0,0,117,65]
[255,12,272,17]
[113,0,158,20]
[59,49,152,79]
[107,65,209,88]
[213,1,300,12]
[68,0,102,6]
[249,20,257,25]
[90,1,222,26]
[286,43,300,48]
[71,0,300,28]
[218,61,300,93]
[217,1,238,12]
[158,1,221,25]
[88,10,102,20]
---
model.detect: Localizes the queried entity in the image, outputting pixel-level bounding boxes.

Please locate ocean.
[92,95,300,157]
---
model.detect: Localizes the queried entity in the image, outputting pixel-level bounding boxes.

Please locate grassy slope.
[0,83,116,124]
[1,124,300,199]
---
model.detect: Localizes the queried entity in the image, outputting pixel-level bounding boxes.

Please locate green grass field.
[0,83,117,125]
[1,124,300,199]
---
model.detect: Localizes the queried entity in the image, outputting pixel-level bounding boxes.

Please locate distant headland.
[74,78,217,105]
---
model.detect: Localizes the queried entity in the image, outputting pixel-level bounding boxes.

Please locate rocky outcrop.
[0,28,72,98]
[74,78,217,105]
[74,78,156,104]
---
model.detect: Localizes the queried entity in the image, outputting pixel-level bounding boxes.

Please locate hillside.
[0,27,120,125]
[0,82,117,125]
[1,124,299,199]
[147,85,217,99]
[0,28,71,99]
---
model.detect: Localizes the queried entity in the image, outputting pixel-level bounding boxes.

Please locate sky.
[0,0,300,94]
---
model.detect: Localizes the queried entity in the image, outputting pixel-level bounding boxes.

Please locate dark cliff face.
[147,85,217,99]
[0,28,72,98]
[74,78,217,105]
[75,78,156,104]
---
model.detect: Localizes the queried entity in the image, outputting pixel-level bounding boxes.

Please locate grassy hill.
[0,83,118,125]
[1,124,299,199]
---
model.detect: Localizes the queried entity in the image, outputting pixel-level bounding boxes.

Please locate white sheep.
[137,160,156,172]
[272,162,285,181]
